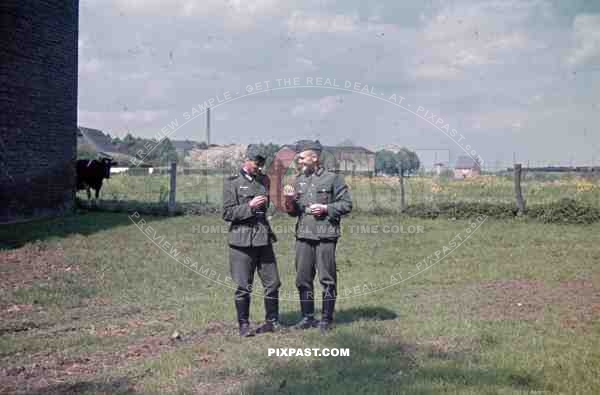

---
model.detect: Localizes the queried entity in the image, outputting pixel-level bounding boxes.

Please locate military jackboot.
[235,297,254,337]
[319,290,336,334]
[294,290,319,329]
[255,294,280,334]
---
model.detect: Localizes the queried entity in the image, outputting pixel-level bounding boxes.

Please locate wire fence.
[76,162,600,216]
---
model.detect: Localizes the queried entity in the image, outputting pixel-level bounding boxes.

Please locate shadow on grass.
[240,332,543,394]
[279,306,398,327]
[24,377,135,395]
[0,210,169,249]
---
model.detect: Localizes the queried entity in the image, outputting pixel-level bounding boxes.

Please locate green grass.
[1,212,599,394]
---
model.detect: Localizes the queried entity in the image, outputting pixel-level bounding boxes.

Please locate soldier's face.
[244,159,260,175]
[298,150,318,174]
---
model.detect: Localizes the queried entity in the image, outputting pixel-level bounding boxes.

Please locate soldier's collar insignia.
[240,169,253,181]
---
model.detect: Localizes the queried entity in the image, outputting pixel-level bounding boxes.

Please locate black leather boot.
[319,290,336,334]
[256,295,280,334]
[235,297,254,337]
[294,290,318,329]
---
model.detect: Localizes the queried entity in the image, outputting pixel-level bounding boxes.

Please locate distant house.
[172,140,206,155]
[77,126,133,166]
[78,127,119,155]
[433,162,446,176]
[454,156,481,179]
[324,146,375,174]
[280,143,376,174]
[414,149,451,171]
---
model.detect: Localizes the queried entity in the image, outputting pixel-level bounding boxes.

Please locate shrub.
[526,198,600,224]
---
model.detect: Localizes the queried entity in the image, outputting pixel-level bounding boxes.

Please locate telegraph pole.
[205,107,211,205]
[206,107,211,145]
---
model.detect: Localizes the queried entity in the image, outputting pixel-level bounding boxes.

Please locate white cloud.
[295,56,317,71]
[466,110,528,130]
[113,0,282,16]
[567,14,600,66]
[117,71,151,81]
[215,111,229,121]
[79,58,102,75]
[119,110,166,123]
[144,79,173,100]
[412,4,532,79]
[112,0,286,30]
[318,95,340,114]
[413,64,460,80]
[79,109,169,131]
[291,95,343,117]
[287,12,358,33]
[291,103,305,117]
[78,35,89,50]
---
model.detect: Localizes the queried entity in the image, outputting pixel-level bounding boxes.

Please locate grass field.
[85,173,600,212]
[1,212,600,394]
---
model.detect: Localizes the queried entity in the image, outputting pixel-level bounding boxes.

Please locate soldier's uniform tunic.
[286,166,352,322]
[223,169,280,326]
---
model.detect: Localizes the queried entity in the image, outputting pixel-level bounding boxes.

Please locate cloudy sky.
[78,0,600,167]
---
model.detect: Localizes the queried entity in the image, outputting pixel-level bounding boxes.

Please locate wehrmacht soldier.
[283,140,353,333]
[223,146,281,337]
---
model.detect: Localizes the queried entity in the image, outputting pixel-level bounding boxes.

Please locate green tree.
[396,147,420,176]
[375,150,399,175]
[140,138,178,165]
[77,143,97,160]
[156,138,178,164]
[123,133,137,148]
[375,148,420,176]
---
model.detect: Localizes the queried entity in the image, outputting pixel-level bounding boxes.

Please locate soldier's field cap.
[245,145,266,163]
[295,139,322,153]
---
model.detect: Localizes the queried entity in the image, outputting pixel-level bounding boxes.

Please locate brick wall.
[0,1,79,223]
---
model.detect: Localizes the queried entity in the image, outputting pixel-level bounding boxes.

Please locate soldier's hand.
[283,184,296,197]
[310,203,328,217]
[249,195,267,209]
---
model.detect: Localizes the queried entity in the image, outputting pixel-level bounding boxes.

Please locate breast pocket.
[316,186,331,204]
[238,188,253,204]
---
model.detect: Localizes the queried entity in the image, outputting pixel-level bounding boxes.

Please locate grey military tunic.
[222,170,280,301]
[286,167,352,296]
[222,170,277,247]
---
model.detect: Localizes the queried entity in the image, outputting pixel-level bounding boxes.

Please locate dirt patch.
[473,280,600,329]
[194,377,244,395]
[407,279,600,330]
[0,242,77,295]
[417,336,483,360]
[0,299,146,341]
[0,321,48,337]
[202,320,229,336]
[0,322,227,395]
[475,280,548,321]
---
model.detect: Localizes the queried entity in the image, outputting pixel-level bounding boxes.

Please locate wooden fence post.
[169,161,177,216]
[514,163,526,215]
[367,171,375,209]
[399,172,406,212]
